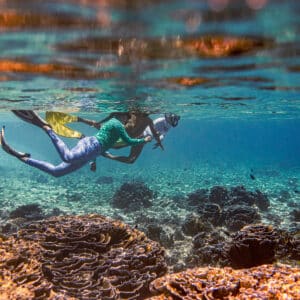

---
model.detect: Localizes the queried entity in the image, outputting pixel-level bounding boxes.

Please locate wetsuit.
[25,118,145,177]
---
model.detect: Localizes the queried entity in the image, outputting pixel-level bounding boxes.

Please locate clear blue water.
[0,0,299,271]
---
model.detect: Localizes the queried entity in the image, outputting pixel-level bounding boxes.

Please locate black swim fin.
[12,110,50,128]
[0,126,31,160]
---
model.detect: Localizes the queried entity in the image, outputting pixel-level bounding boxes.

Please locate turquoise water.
[0,0,299,272]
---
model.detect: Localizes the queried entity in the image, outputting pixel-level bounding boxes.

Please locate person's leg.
[44,127,100,163]
[25,159,86,177]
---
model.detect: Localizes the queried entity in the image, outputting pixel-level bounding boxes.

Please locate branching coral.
[149,264,300,299]
[0,214,167,300]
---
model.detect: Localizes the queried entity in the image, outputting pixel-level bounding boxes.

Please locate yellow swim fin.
[45,111,83,139]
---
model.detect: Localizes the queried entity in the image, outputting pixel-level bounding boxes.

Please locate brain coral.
[149,264,300,299]
[0,214,167,300]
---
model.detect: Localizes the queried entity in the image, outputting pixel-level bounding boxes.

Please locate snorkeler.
[0,113,151,177]
[13,110,163,149]
[11,110,164,171]
[104,113,180,164]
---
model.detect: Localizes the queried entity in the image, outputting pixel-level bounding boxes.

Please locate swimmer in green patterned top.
[0,114,151,177]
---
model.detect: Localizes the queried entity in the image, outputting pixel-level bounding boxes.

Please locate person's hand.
[144,136,152,143]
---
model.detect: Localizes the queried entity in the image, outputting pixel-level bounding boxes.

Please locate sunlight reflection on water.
[0,0,298,119]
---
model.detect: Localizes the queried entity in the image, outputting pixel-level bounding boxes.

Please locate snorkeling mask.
[165,113,180,127]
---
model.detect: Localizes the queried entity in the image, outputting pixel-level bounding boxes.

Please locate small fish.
[294,190,300,194]
[250,174,256,180]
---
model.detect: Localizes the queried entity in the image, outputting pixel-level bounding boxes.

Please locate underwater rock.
[112,181,154,211]
[225,224,283,268]
[9,203,44,221]
[149,264,300,299]
[95,176,114,184]
[0,214,167,299]
[181,213,213,236]
[223,204,261,231]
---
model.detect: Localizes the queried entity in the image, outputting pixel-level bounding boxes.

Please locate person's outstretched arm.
[94,112,129,128]
[78,112,127,129]
[77,116,100,129]
[102,144,144,164]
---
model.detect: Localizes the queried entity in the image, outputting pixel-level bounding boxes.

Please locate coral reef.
[209,186,229,205]
[186,185,268,231]
[0,214,167,300]
[189,228,228,267]
[289,234,300,261]
[9,203,44,220]
[291,209,300,222]
[181,213,213,236]
[187,223,299,269]
[225,224,292,268]
[187,188,209,207]
[112,181,154,211]
[149,264,300,299]
[223,204,261,231]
